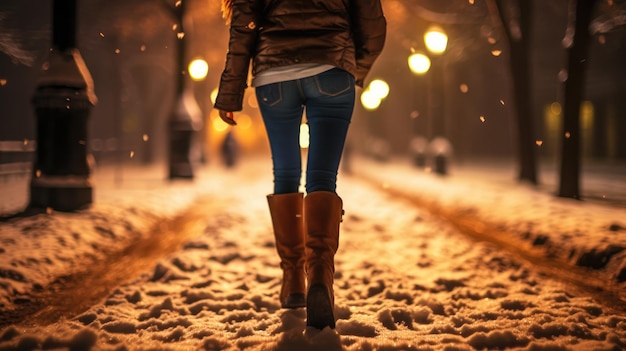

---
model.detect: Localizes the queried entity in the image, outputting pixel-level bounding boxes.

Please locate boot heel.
[283,293,305,309]
[306,284,335,329]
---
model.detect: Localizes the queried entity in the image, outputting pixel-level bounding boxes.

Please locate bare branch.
[590,10,626,33]
[0,12,35,66]
[485,0,511,46]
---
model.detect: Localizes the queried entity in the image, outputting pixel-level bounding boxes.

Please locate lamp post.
[424,26,449,175]
[188,57,209,164]
[361,79,391,161]
[168,0,203,179]
[408,52,431,167]
[30,0,97,211]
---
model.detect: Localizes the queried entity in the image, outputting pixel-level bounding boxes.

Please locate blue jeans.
[256,68,355,194]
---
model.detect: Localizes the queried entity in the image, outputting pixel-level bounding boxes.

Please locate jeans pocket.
[314,69,354,96]
[256,83,283,107]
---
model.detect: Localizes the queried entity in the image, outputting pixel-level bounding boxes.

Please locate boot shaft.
[304,191,342,240]
[304,191,343,286]
[267,192,305,267]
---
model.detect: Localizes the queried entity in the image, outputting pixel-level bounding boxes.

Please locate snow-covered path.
[1,158,624,350]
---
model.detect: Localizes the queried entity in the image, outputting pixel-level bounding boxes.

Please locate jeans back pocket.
[315,68,354,97]
[256,83,283,107]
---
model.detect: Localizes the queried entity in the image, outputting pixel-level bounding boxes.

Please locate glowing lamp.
[424,26,448,55]
[188,58,209,81]
[408,53,431,75]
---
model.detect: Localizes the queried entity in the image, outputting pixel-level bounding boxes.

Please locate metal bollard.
[30,0,97,211]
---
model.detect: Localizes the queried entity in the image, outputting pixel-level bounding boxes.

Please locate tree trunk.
[509,1,537,184]
[558,0,598,199]
[490,0,538,184]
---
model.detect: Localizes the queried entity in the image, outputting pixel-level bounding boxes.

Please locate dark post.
[30,0,97,211]
[429,56,445,140]
[558,0,598,199]
[168,0,202,179]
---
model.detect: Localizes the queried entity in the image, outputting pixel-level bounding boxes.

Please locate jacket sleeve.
[349,0,387,87]
[214,0,261,112]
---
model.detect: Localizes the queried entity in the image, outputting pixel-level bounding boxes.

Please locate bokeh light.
[188,58,208,81]
[300,123,310,149]
[369,79,390,99]
[408,53,431,75]
[424,26,448,55]
[361,90,382,110]
[210,88,218,105]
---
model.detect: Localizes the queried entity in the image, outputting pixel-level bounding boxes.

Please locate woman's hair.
[221,0,233,24]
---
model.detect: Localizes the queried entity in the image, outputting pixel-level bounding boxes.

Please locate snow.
[0,155,625,350]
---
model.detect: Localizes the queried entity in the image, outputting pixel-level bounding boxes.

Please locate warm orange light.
[361,90,382,110]
[212,110,229,132]
[300,123,310,149]
[369,79,390,99]
[408,53,431,75]
[188,59,208,81]
[210,88,218,105]
[424,26,448,55]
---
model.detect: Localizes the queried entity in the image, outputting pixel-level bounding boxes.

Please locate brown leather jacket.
[215,0,386,112]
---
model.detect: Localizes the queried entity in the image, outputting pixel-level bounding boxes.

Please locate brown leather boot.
[304,191,343,329]
[267,193,306,308]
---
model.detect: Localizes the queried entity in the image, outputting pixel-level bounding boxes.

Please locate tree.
[486,0,538,185]
[558,0,599,199]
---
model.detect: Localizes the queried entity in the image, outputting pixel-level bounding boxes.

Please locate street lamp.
[424,26,450,176]
[408,52,430,167]
[188,58,208,82]
[424,26,448,55]
[168,0,203,179]
[361,79,391,161]
[369,79,390,100]
[188,57,209,163]
[408,52,431,75]
[360,79,389,111]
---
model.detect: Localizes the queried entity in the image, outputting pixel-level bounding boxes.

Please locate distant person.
[220,130,239,168]
[215,0,386,329]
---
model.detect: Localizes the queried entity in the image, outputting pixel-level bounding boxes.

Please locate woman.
[215,0,386,330]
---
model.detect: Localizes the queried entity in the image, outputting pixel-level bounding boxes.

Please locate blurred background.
[1,0,625,168]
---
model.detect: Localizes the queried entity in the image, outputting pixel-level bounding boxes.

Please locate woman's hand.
[219,110,237,126]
